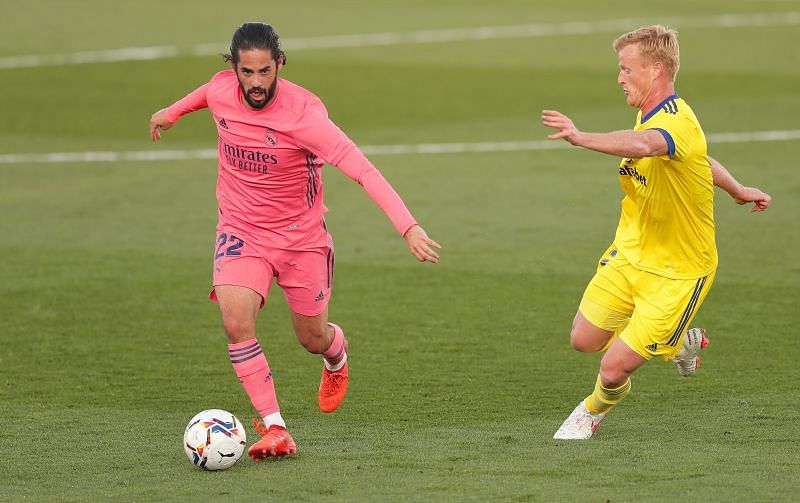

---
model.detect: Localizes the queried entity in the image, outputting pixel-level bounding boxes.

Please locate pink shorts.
[209,230,334,316]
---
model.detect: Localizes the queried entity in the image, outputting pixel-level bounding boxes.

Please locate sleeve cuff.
[650,128,675,158]
[164,106,181,125]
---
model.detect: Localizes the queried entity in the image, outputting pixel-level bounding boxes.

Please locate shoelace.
[321,369,345,396]
[253,418,269,436]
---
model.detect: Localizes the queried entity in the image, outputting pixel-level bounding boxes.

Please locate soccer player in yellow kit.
[541,25,771,439]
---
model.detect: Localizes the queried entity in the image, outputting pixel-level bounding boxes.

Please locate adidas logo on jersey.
[645,343,658,352]
[218,118,229,129]
[315,291,325,302]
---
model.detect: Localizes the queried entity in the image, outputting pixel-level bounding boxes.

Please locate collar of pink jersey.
[235,77,283,114]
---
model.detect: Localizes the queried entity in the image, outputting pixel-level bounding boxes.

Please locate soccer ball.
[183,409,247,470]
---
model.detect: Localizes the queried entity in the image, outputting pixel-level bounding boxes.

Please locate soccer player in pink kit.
[149,23,441,461]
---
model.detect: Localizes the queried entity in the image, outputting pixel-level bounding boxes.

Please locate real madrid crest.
[265,128,278,147]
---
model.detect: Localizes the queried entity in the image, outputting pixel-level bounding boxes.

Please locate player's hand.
[149,108,175,141]
[404,225,442,263]
[541,109,581,144]
[733,186,772,212]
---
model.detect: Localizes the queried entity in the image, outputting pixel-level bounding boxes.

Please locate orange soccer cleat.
[247,419,297,461]
[318,361,349,413]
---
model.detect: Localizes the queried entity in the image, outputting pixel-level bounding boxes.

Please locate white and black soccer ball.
[183,409,247,470]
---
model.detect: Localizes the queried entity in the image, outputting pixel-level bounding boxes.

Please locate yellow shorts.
[579,244,715,361]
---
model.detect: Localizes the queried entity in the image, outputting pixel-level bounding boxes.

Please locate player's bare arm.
[709,156,771,212]
[403,224,442,263]
[541,109,668,158]
[149,108,176,141]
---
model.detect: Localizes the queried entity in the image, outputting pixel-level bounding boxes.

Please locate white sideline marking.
[1,130,798,165]
[0,46,179,70]
[1,12,799,69]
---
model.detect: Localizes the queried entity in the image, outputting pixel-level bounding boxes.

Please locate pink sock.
[323,323,347,369]
[228,339,279,417]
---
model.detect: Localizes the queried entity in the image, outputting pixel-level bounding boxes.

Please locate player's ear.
[277,52,286,70]
[652,61,663,79]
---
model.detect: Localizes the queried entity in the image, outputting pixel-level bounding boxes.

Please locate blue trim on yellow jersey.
[640,94,680,123]
[650,127,676,158]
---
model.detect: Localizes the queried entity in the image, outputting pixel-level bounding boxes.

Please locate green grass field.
[2,1,799,501]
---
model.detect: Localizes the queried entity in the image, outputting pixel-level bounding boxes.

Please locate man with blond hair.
[542,25,771,439]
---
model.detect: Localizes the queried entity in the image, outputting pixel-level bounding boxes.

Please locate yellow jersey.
[614,95,717,279]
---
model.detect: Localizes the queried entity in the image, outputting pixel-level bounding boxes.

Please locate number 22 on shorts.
[214,233,245,260]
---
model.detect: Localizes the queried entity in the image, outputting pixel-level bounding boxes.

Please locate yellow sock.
[585,374,631,414]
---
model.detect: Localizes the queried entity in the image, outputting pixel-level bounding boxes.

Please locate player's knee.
[598,362,628,388]
[570,328,604,352]
[222,316,255,342]
[569,333,592,352]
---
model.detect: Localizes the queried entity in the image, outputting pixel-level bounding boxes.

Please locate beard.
[240,78,278,109]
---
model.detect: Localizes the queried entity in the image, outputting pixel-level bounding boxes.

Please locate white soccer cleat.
[553,400,606,440]
[673,327,709,377]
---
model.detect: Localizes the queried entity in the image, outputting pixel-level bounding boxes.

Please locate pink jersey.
[165,70,416,249]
